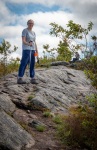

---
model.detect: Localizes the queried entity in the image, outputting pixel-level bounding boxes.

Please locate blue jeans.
[18,50,35,78]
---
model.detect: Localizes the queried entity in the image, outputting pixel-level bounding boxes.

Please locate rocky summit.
[0,66,96,150]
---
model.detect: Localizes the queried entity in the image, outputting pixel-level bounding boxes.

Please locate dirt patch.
[27,110,68,150]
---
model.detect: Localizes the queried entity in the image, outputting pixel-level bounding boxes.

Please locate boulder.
[29,120,46,129]
[0,94,16,114]
[0,107,35,150]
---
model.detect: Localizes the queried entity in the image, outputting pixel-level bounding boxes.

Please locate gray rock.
[0,107,35,150]
[0,66,97,114]
[0,94,16,113]
[29,120,46,128]
[50,61,69,66]
[34,66,96,113]
[28,95,52,110]
[13,109,37,124]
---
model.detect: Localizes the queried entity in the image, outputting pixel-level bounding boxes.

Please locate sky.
[0,0,97,58]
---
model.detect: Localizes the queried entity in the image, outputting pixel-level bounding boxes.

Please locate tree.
[91,35,97,41]
[0,39,18,77]
[43,44,55,59]
[50,21,93,58]
[57,41,72,61]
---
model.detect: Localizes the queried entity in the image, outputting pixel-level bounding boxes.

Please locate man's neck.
[27,28,32,31]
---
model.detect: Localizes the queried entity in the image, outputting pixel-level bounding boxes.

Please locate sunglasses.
[28,23,34,25]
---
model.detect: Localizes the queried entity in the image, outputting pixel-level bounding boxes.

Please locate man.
[17,19,38,84]
[72,52,80,63]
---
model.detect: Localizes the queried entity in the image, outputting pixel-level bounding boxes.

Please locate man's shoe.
[17,78,26,84]
[31,78,38,84]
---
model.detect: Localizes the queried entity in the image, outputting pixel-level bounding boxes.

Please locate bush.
[56,96,97,150]
[28,94,35,101]
[43,111,52,118]
[0,40,18,78]
[73,56,97,88]
[0,58,20,78]
[84,56,97,88]
[53,115,63,124]
[36,125,45,132]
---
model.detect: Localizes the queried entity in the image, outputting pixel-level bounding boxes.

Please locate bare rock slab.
[0,108,35,150]
[0,94,16,113]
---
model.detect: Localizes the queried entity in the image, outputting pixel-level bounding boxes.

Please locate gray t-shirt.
[22,28,36,50]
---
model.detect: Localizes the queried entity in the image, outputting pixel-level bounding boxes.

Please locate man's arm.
[22,37,32,46]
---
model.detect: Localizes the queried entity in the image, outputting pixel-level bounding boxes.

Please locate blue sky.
[0,0,97,58]
[6,2,62,14]
[6,1,72,16]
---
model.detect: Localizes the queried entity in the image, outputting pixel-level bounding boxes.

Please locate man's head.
[27,19,34,29]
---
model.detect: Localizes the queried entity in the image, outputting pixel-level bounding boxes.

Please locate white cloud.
[0,25,23,38]
[0,11,74,58]
[0,1,18,26]
[4,0,97,23]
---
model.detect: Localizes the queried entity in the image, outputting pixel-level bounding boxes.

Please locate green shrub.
[28,94,35,101]
[86,94,97,114]
[53,115,63,124]
[75,56,97,88]
[56,101,97,150]
[36,125,45,132]
[0,40,18,78]
[43,111,52,117]
[72,56,97,89]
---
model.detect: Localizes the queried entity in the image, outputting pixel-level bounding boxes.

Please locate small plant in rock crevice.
[36,125,46,132]
[43,111,53,118]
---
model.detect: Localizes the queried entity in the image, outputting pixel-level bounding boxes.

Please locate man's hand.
[29,41,33,46]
